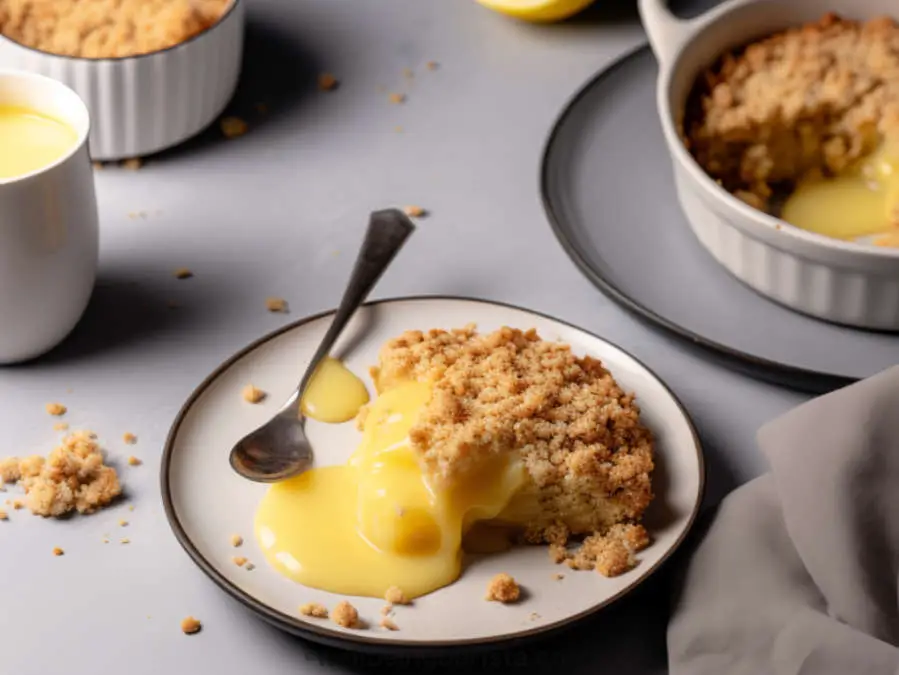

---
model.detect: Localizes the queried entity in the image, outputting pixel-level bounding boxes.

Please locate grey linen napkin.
[668,366,899,675]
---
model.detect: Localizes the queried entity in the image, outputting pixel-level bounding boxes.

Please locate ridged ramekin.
[0,0,245,161]
[639,0,899,331]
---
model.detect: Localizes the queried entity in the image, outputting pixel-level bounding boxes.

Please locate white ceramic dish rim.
[0,68,90,186]
[0,0,240,63]
[159,295,707,651]
[641,0,899,262]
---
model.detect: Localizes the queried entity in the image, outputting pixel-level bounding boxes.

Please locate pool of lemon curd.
[254,358,526,600]
[0,105,78,179]
[780,143,899,245]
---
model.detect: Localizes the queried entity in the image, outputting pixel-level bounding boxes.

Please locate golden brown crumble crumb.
[0,432,121,517]
[241,384,266,404]
[120,538,130,544]
[45,402,66,416]
[122,158,143,171]
[368,326,654,564]
[299,602,329,618]
[379,617,399,631]
[12,499,23,510]
[560,523,650,577]
[685,14,899,212]
[0,0,232,58]
[426,61,439,70]
[127,456,142,466]
[318,72,339,91]
[232,556,248,567]
[402,205,427,217]
[52,547,64,556]
[389,93,406,104]
[230,534,243,547]
[0,510,7,520]
[220,116,248,139]
[330,600,360,628]
[118,519,128,527]
[552,573,564,581]
[123,433,137,445]
[181,616,202,635]
[173,268,193,280]
[384,586,410,605]
[53,423,69,432]
[485,573,520,603]
[265,297,289,313]
[380,604,393,616]
[102,537,109,544]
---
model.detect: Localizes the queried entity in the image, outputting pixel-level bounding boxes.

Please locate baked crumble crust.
[685,13,899,211]
[367,326,654,562]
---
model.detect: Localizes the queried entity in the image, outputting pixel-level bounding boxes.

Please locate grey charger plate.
[541,46,899,395]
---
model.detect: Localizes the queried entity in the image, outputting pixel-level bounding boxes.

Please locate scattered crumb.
[379,617,399,631]
[122,158,143,170]
[402,68,413,79]
[244,563,255,571]
[52,547,64,556]
[426,61,439,70]
[241,384,266,404]
[45,402,67,416]
[127,456,142,466]
[529,612,541,621]
[181,617,202,635]
[173,268,193,280]
[318,72,339,91]
[299,602,329,618]
[561,524,650,577]
[220,116,248,139]
[118,519,128,527]
[123,433,137,445]
[0,510,6,521]
[102,538,109,544]
[12,500,23,510]
[552,573,565,581]
[120,538,130,544]
[388,92,406,104]
[330,600,360,629]
[92,162,103,170]
[230,534,243,547]
[384,586,410,605]
[402,205,427,218]
[128,504,135,512]
[255,102,268,114]
[265,297,289,313]
[485,573,520,603]
[380,604,393,616]
[53,423,69,431]
[232,556,248,567]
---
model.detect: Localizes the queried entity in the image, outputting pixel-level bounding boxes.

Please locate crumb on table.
[181,616,202,635]
[402,205,427,218]
[173,268,193,280]
[485,573,520,603]
[318,73,338,91]
[384,586,409,605]
[230,534,243,547]
[242,384,266,404]
[265,297,289,313]
[45,402,66,416]
[123,433,137,445]
[379,617,399,631]
[220,116,248,139]
[330,600,360,628]
[299,602,329,618]
[127,456,142,466]
[52,547,64,556]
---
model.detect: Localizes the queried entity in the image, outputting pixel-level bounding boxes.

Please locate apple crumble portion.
[367,325,654,576]
[684,13,899,212]
[0,431,121,517]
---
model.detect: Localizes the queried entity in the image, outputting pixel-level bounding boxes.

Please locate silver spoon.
[229,208,415,482]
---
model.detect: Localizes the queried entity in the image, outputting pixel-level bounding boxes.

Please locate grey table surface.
[0,1,809,673]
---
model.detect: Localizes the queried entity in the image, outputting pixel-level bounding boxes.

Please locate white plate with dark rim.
[161,296,704,652]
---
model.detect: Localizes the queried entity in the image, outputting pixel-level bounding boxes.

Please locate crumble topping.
[685,13,899,212]
[0,431,121,517]
[299,602,328,618]
[0,0,232,58]
[485,573,520,603]
[330,600,360,628]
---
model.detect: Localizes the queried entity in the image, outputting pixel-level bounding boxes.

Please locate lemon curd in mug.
[0,105,79,179]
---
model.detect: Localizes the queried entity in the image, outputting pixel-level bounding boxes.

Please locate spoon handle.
[296,209,416,400]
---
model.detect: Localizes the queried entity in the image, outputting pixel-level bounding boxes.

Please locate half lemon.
[474,0,596,22]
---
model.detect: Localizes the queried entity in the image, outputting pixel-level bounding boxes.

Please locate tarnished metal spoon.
[229,209,415,482]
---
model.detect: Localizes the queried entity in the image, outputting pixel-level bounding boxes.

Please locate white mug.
[0,70,98,363]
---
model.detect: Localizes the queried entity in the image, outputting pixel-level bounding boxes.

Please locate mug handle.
[637,0,696,68]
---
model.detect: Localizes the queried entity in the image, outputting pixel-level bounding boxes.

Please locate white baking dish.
[0,0,245,161]
[639,0,899,330]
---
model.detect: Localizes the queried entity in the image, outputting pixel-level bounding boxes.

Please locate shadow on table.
[142,15,323,163]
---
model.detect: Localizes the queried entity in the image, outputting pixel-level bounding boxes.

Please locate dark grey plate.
[541,46,899,395]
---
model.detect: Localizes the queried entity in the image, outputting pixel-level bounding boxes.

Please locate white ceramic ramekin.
[0,70,98,363]
[639,0,899,331]
[0,0,245,161]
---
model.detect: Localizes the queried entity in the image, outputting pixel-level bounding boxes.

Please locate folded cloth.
[668,366,899,675]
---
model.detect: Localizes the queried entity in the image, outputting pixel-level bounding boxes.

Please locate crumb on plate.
[118,519,128,527]
[220,116,248,139]
[389,92,406,104]
[52,547,64,556]
[181,616,202,635]
[330,600,360,628]
[230,534,243,547]
[120,538,130,544]
[552,573,564,581]
[173,268,193,280]
[384,586,409,605]
[123,433,137,445]
[402,205,427,217]
[45,402,66,416]
[485,573,520,603]
[379,617,399,631]
[318,72,338,91]
[53,422,69,431]
[426,61,439,70]
[232,556,248,567]
[299,602,329,618]
[127,456,142,466]
[122,158,143,170]
[265,297,288,313]
[245,562,255,571]
[0,510,7,521]
[242,384,266,404]
[560,523,650,577]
